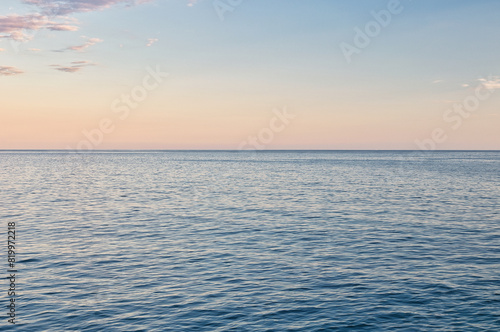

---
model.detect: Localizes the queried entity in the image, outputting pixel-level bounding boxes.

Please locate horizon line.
[1,149,499,152]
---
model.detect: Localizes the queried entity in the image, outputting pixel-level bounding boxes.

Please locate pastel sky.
[1,0,499,150]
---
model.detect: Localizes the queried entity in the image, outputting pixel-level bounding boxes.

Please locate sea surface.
[1,151,499,331]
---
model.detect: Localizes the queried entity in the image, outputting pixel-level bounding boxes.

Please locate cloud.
[67,37,102,51]
[47,23,78,31]
[0,13,78,41]
[479,76,500,90]
[1,1,154,41]
[22,0,154,16]
[52,66,81,73]
[146,38,158,47]
[0,66,24,76]
[55,36,103,52]
[29,48,42,52]
[0,48,4,52]
[432,79,444,84]
[187,0,198,7]
[51,60,96,73]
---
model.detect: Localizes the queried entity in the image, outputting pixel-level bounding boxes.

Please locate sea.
[1,150,499,331]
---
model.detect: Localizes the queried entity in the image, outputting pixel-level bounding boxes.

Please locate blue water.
[1,151,499,331]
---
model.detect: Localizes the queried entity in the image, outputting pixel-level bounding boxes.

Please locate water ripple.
[0,151,499,331]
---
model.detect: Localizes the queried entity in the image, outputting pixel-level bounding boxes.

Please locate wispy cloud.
[0,13,77,41]
[0,48,4,52]
[432,79,444,84]
[55,36,103,52]
[146,38,158,47]
[47,23,79,31]
[0,66,24,76]
[22,0,154,16]
[1,1,154,42]
[51,60,96,73]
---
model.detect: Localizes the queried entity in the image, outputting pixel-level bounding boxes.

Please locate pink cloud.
[22,0,154,16]
[0,13,78,41]
[0,66,24,76]
[47,23,79,31]
[71,60,92,65]
[55,36,103,52]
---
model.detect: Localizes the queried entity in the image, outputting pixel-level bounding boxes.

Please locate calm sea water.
[1,151,499,331]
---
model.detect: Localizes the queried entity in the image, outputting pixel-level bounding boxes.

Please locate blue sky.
[1,0,499,149]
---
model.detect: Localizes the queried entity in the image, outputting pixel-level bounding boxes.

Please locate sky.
[1,0,499,150]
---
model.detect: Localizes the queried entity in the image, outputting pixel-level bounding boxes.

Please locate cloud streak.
[55,36,103,52]
[51,60,96,73]
[0,66,24,76]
